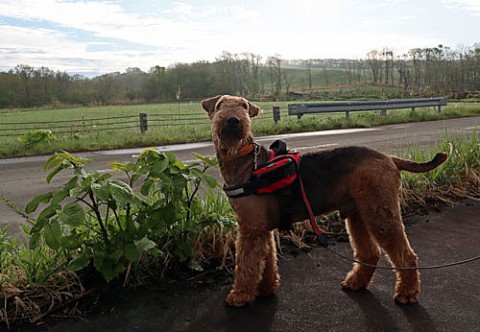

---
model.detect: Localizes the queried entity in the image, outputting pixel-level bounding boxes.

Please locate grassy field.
[1,98,480,158]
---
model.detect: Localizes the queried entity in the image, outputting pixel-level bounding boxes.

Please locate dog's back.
[289,146,447,222]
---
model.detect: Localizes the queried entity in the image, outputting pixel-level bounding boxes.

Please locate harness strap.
[223,183,253,198]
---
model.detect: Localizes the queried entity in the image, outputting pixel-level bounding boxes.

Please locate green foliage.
[25,149,228,282]
[17,129,57,149]
[399,129,480,191]
[0,228,61,285]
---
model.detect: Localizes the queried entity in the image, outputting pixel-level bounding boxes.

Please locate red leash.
[290,155,329,247]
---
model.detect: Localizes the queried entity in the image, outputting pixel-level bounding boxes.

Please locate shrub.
[25,149,234,282]
[17,130,57,149]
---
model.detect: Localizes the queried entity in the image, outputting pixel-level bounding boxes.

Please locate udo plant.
[25,149,226,282]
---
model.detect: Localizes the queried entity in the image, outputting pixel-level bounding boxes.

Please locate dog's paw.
[257,277,280,297]
[257,284,279,297]
[394,293,418,304]
[341,277,368,291]
[225,290,255,307]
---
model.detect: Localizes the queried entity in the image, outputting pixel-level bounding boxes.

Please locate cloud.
[442,0,480,15]
[0,0,478,74]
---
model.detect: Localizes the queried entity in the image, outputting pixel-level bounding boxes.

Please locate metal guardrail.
[287,97,448,119]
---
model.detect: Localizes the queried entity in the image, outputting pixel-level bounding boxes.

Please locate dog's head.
[201,95,261,155]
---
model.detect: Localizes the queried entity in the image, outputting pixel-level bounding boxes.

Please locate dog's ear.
[201,95,222,118]
[247,101,261,118]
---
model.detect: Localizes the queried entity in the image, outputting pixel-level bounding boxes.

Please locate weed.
[16,129,57,150]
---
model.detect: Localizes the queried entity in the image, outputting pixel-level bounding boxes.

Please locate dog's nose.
[227,116,240,126]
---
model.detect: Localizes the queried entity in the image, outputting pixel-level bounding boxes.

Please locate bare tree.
[267,55,282,97]
[303,59,313,94]
[367,50,382,84]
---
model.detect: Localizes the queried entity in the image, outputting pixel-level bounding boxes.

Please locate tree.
[367,50,382,84]
[14,64,35,107]
[267,56,282,97]
[304,59,313,95]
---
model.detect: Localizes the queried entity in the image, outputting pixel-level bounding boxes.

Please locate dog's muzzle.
[222,116,242,137]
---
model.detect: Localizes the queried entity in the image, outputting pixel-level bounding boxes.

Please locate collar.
[222,143,256,163]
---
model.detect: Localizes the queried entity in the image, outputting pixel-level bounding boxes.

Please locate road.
[1,116,480,237]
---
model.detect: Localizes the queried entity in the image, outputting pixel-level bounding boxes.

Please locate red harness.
[223,141,327,245]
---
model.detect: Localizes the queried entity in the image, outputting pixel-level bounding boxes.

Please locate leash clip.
[253,143,261,170]
[317,234,329,247]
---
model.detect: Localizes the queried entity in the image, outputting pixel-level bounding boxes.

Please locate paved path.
[29,200,480,332]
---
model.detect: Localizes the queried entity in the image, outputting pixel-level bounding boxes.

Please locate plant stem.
[88,191,109,245]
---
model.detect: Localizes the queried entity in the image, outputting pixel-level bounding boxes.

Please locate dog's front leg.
[257,230,280,296]
[226,228,269,307]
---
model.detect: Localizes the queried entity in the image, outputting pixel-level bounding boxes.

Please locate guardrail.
[287,97,448,120]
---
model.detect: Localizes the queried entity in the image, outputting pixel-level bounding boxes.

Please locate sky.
[1,0,480,76]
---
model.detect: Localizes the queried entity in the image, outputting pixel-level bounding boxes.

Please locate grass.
[1,99,480,158]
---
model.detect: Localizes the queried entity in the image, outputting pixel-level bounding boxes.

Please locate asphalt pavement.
[30,199,480,332]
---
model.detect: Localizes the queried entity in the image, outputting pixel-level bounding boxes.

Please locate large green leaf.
[46,165,66,184]
[109,161,137,173]
[135,237,157,253]
[164,151,177,163]
[140,178,155,196]
[92,182,111,202]
[192,152,218,168]
[58,202,85,227]
[123,243,140,262]
[202,173,219,188]
[37,203,60,221]
[25,192,53,214]
[44,220,62,250]
[109,180,136,206]
[93,251,125,282]
[148,157,169,177]
[67,253,91,272]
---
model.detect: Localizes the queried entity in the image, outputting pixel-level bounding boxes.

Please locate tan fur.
[202,95,448,307]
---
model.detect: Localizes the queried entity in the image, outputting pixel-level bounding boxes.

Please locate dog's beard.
[221,126,243,139]
[213,126,249,156]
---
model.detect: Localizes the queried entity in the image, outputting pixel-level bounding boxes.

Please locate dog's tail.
[391,152,448,173]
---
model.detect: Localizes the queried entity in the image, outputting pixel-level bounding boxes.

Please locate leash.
[290,157,329,247]
[323,244,480,270]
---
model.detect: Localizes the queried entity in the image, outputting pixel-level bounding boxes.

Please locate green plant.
[25,149,224,282]
[17,129,57,149]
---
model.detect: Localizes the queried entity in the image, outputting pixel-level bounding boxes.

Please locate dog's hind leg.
[226,228,269,306]
[373,221,420,304]
[342,212,381,291]
[257,230,280,296]
[360,205,420,304]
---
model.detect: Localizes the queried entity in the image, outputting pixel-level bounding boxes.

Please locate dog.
[201,95,448,307]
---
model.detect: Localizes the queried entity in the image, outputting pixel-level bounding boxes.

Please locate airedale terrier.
[201,95,448,307]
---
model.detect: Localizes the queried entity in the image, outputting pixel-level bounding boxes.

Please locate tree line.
[1,44,480,108]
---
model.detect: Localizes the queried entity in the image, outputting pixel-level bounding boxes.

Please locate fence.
[0,98,447,138]
[0,108,273,138]
[0,113,214,138]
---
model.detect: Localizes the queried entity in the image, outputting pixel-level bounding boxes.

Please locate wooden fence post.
[139,113,148,133]
[273,106,281,124]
